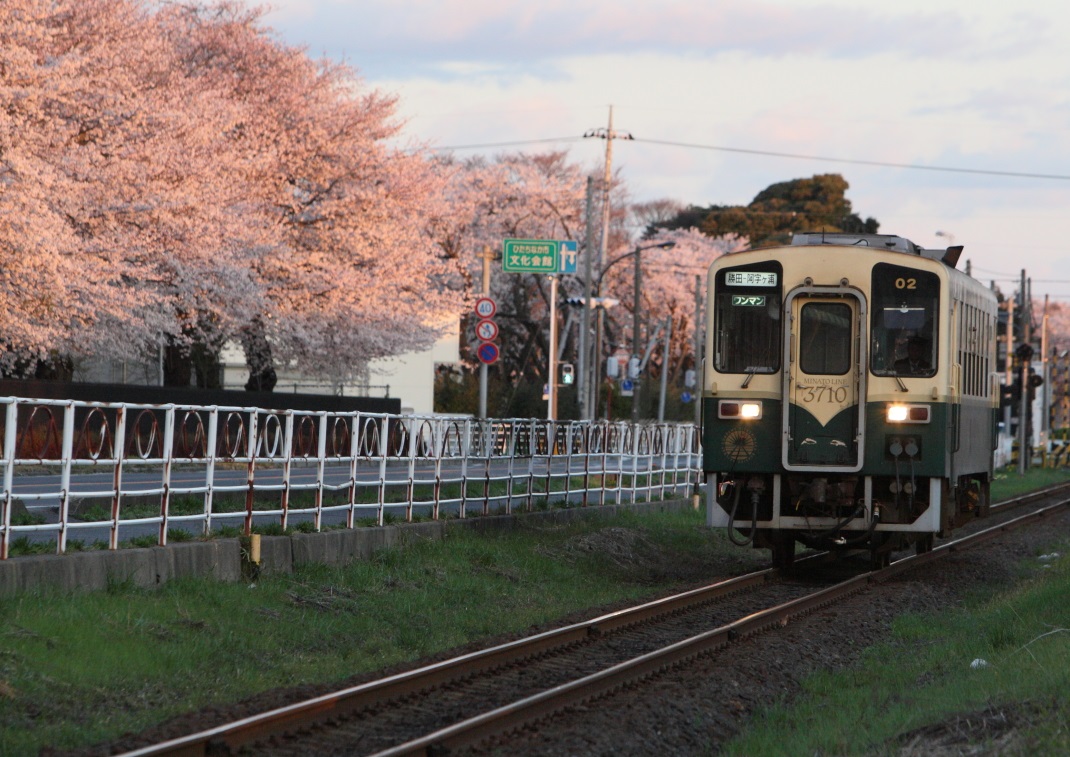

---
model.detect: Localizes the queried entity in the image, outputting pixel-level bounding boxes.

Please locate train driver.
[893,336,931,375]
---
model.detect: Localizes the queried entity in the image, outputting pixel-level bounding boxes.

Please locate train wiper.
[741,367,757,388]
[894,374,908,392]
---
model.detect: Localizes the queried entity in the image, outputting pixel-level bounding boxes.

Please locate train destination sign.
[725,271,778,287]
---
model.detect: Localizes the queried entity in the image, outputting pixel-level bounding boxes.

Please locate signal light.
[560,363,574,385]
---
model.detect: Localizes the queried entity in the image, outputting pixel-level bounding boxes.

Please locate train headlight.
[886,404,931,424]
[719,400,763,420]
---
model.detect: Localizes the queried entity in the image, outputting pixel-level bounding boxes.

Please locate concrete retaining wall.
[0,499,696,597]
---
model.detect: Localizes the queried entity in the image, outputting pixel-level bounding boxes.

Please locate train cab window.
[713,261,782,374]
[870,263,939,378]
[799,302,852,375]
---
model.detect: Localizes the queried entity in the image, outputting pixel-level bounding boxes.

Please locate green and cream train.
[702,233,999,568]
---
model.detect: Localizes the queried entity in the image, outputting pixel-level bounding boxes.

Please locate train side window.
[870,263,939,378]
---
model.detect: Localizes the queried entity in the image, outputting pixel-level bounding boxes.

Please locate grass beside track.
[723,466,1070,756]
[0,467,1068,755]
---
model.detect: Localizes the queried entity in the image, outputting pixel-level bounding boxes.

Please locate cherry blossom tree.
[599,228,746,384]
[1,0,467,387]
[0,0,174,376]
[158,1,466,386]
[430,150,588,384]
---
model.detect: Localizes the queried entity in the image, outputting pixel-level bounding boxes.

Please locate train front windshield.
[870,263,939,377]
[714,262,783,374]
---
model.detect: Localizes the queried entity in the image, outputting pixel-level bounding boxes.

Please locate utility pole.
[693,274,703,427]
[1018,269,1031,474]
[584,105,632,419]
[579,177,595,420]
[1042,294,1050,448]
[547,275,558,421]
[657,316,671,421]
[632,247,643,422]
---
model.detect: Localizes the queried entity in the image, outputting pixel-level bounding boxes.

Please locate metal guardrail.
[0,396,701,559]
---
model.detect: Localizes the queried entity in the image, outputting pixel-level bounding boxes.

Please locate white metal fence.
[1,396,701,559]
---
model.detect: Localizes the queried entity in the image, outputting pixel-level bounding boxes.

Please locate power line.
[427,136,582,151]
[430,131,1070,181]
[632,138,1070,181]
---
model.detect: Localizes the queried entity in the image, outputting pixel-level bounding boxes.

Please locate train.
[701,232,1000,569]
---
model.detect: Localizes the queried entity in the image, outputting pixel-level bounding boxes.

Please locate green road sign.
[503,239,559,274]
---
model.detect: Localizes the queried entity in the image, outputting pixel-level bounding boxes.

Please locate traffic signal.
[560,363,574,385]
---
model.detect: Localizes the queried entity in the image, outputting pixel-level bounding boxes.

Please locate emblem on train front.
[722,428,756,462]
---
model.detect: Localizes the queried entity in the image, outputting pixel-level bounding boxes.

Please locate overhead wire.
[631,138,1070,181]
[428,132,1070,182]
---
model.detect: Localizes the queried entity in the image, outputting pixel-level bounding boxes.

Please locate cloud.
[267,0,1037,80]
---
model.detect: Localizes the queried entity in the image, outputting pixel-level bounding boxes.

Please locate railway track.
[118,483,1070,757]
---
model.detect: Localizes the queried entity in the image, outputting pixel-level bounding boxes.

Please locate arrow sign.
[559,240,578,274]
[475,319,499,341]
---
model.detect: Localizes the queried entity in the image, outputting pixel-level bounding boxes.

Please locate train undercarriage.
[714,470,991,570]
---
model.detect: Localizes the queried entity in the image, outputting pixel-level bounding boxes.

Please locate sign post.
[474,290,497,418]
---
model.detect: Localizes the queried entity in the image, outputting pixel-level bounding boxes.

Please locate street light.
[591,240,677,421]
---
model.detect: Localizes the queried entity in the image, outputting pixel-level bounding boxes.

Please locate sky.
[263,0,1070,305]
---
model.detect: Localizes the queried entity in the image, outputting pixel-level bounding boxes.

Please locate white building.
[70,322,461,415]
[220,322,461,415]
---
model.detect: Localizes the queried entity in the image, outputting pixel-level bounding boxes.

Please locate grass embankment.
[724,565,1070,756]
[0,467,1068,755]
[0,506,757,756]
[723,466,1070,756]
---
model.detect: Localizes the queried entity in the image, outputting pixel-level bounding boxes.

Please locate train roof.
[789,232,963,268]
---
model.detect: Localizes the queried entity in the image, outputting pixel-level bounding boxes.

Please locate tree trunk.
[241,319,277,392]
[190,341,223,389]
[163,344,192,387]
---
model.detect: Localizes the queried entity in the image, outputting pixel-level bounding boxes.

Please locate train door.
[782,287,867,471]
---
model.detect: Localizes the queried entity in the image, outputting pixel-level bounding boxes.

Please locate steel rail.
[115,562,804,756]
[374,494,1070,756]
[114,484,1070,757]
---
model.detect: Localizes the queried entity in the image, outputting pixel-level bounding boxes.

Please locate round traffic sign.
[476,341,500,365]
[475,319,499,341]
[474,297,497,319]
